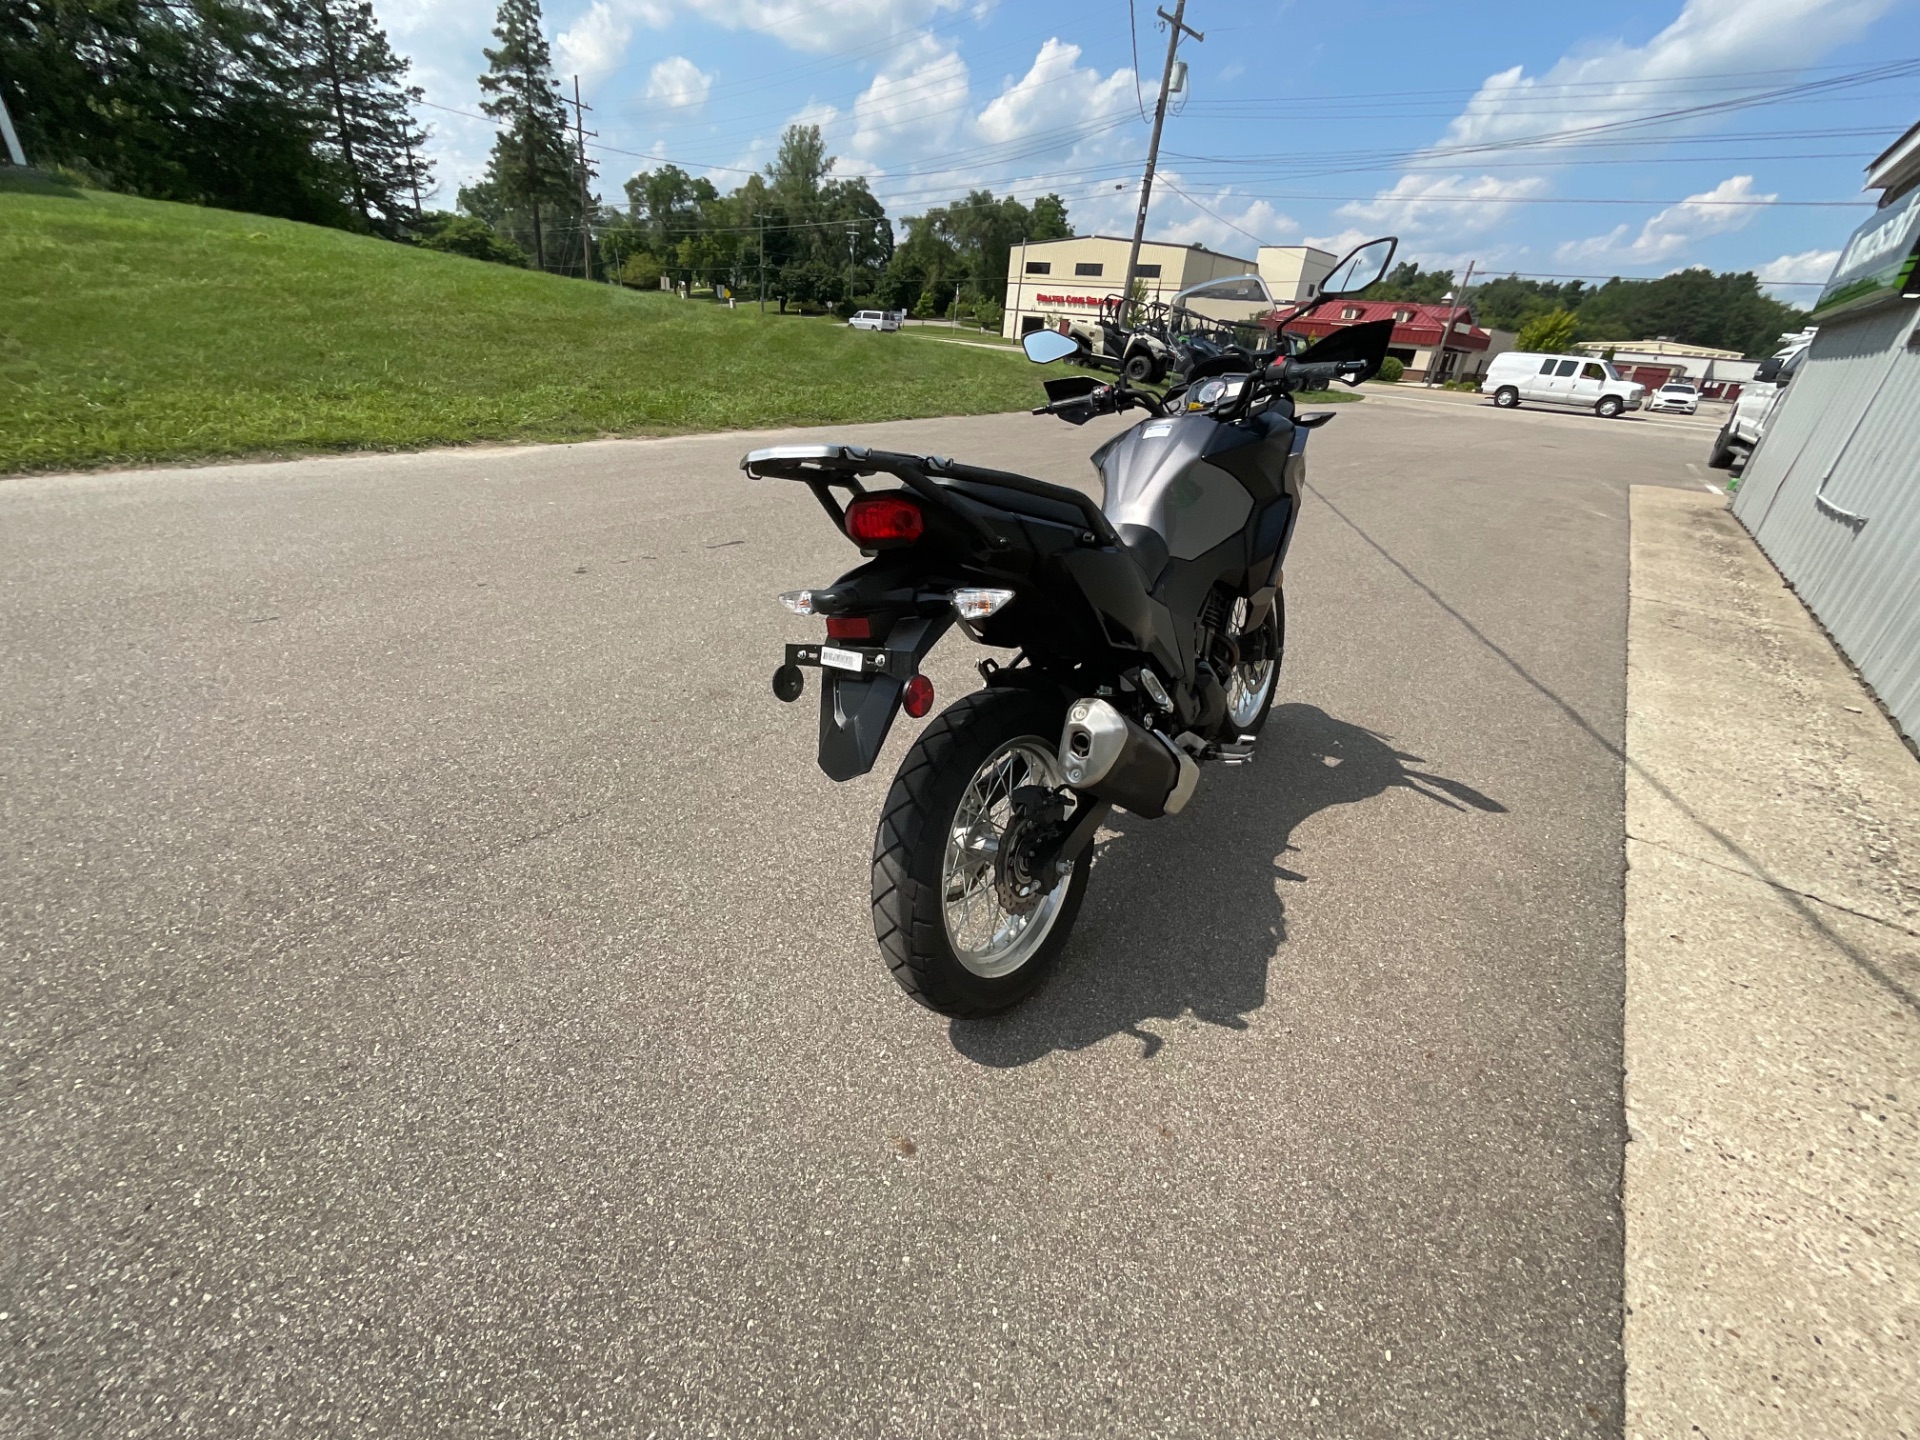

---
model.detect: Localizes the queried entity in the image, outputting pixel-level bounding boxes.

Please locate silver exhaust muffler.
[1058,699,1199,819]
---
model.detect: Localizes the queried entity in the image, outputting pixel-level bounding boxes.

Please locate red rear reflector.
[845,494,924,545]
[825,615,872,640]
[902,674,934,718]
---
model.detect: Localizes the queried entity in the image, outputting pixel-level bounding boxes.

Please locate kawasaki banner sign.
[1811,186,1920,320]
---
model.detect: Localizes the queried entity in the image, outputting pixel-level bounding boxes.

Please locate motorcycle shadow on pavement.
[948,702,1506,1067]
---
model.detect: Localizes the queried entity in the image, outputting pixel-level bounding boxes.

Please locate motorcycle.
[745,237,1399,1015]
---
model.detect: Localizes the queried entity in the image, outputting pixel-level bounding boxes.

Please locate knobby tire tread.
[869,688,1082,1017]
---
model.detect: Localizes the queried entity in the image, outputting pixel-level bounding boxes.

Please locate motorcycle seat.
[940,477,1091,532]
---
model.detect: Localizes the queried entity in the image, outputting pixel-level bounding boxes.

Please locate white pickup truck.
[1708,331,1814,469]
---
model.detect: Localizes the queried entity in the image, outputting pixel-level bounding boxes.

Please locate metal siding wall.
[1732,301,1920,743]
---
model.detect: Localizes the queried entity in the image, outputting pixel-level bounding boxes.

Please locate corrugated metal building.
[1732,121,1920,744]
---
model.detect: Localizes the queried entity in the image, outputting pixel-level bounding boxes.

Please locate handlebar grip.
[1283,360,1344,388]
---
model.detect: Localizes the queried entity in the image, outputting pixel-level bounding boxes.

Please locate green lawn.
[0,179,1042,475]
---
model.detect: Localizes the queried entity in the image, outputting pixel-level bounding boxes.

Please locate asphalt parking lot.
[2,396,1711,1438]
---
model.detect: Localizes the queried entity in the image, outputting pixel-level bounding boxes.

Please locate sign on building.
[1811,187,1920,321]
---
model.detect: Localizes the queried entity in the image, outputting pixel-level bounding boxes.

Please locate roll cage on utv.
[1058,273,1290,384]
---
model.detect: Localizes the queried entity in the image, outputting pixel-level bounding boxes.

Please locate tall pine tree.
[477,0,575,270]
[277,0,433,234]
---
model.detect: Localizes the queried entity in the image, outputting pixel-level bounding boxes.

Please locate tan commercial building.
[1257,244,1338,305]
[1573,337,1758,396]
[1003,235,1250,338]
[1002,237,1339,340]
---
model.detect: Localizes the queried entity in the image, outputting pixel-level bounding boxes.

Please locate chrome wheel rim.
[1224,597,1277,730]
[941,737,1072,979]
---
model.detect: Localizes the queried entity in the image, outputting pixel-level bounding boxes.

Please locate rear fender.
[818,613,954,780]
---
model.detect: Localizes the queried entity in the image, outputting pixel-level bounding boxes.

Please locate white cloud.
[1756,247,1841,298]
[679,0,964,55]
[849,34,971,157]
[552,0,672,86]
[1146,174,1294,257]
[556,3,629,86]
[1557,174,1775,264]
[1437,0,1895,155]
[1322,172,1550,246]
[646,56,715,114]
[976,38,1135,146]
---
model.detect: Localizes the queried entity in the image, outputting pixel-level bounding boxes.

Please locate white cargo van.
[1480,352,1646,418]
[848,310,901,332]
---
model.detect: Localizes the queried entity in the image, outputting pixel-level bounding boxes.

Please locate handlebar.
[1030,384,1158,419]
[1030,356,1368,428]
[1266,358,1351,390]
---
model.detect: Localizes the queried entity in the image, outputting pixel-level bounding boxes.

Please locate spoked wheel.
[1222,591,1285,737]
[871,689,1092,1016]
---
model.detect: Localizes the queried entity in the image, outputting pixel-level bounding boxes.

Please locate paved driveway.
[2,399,1705,1438]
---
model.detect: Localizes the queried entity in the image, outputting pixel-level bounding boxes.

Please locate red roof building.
[1265,299,1509,382]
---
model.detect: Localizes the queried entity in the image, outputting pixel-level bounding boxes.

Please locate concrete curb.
[1624,486,1919,1438]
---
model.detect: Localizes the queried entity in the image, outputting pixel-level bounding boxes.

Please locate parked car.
[848,310,902,332]
[1480,351,1647,418]
[1708,333,1813,469]
[1646,381,1701,415]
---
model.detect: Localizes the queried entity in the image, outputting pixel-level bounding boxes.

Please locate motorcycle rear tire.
[871,688,1092,1016]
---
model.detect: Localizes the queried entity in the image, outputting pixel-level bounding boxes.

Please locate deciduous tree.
[1515,308,1579,354]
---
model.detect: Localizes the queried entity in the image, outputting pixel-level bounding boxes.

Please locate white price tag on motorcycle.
[819,645,865,673]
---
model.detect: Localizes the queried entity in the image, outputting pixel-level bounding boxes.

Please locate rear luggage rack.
[742,444,1120,548]
[740,444,877,480]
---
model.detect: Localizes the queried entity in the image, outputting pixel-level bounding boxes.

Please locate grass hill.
[0,176,1038,476]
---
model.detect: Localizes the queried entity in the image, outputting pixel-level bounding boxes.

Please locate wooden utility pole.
[565,76,597,281]
[1120,0,1202,324]
[1425,259,1476,386]
[757,211,766,314]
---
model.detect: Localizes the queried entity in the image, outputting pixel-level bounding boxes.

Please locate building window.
[1074,262,1103,277]
[1135,263,1161,278]
[1024,261,1051,275]
[1341,305,1362,320]
[1393,309,1413,323]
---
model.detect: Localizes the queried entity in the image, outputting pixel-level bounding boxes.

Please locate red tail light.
[845,494,924,545]
[824,615,872,640]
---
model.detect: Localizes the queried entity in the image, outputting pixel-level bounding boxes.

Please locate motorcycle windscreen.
[1293,317,1396,382]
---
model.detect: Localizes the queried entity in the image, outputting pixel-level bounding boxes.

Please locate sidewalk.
[1624,487,1919,1437]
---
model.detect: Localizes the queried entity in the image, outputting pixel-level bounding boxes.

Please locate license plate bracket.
[785,642,892,677]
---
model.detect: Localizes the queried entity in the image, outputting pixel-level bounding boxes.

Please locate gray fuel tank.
[1095,413,1256,561]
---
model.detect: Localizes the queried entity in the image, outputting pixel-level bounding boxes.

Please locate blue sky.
[385,0,1920,301]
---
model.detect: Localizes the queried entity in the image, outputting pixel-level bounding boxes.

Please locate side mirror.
[1022,330,1082,364]
[1319,237,1398,299]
